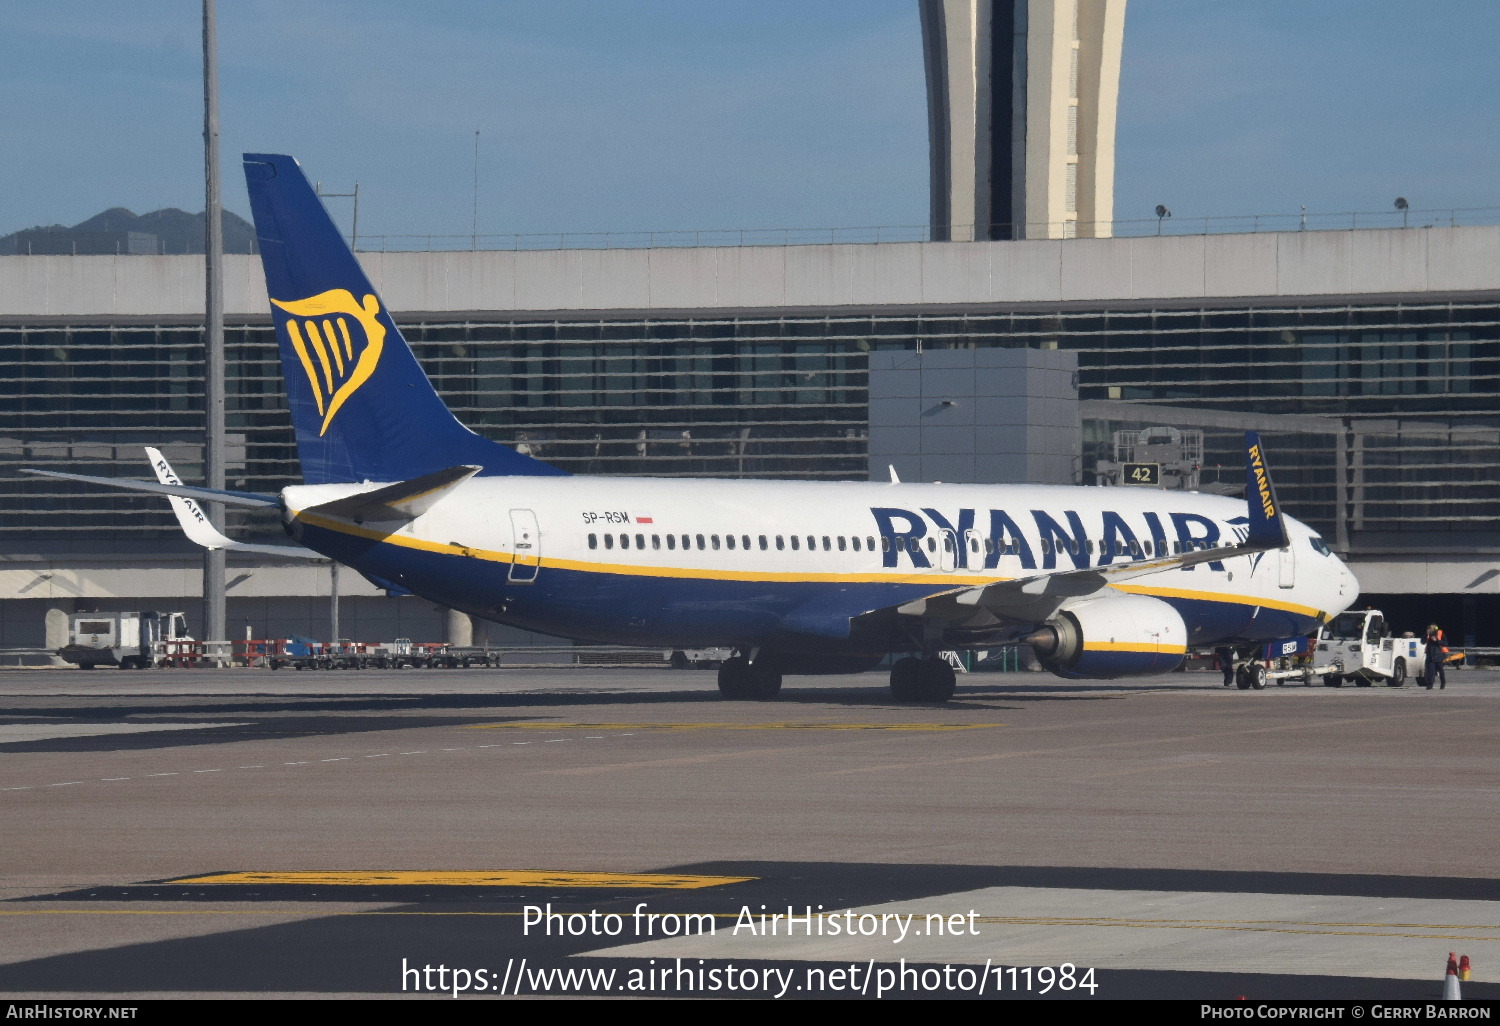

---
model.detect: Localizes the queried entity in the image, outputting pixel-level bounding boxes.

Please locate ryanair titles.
[1248,444,1277,519]
[871,506,1233,572]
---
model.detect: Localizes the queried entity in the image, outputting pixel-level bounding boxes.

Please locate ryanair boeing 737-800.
[25,154,1359,701]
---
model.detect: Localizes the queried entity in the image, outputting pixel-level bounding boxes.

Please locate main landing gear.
[889,655,956,703]
[717,653,782,701]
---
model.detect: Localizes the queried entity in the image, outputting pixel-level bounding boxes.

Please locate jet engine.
[1025,593,1188,679]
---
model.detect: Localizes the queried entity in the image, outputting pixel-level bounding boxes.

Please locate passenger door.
[508,509,540,584]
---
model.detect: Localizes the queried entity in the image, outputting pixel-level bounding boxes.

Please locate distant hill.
[0,207,258,255]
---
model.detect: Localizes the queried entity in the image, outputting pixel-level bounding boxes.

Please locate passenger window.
[838,536,847,551]
[725,535,735,550]
[851,537,860,552]
[775,536,784,550]
[807,536,816,550]
[1041,540,1052,554]
[984,538,994,554]
[742,535,751,549]
[822,536,831,551]
[759,535,768,550]
[620,534,630,550]
[604,534,614,550]
[652,535,661,550]
[927,537,937,552]
[790,536,800,550]
[696,534,705,550]
[710,535,720,550]
[588,533,597,550]
[682,535,691,550]
[636,533,645,549]
[881,537,890,553]
[666,535,676,550]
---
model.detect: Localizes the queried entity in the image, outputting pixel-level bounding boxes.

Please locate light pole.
[202,0,226,648]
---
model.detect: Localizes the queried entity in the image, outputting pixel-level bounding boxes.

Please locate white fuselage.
[284,476,1359,651]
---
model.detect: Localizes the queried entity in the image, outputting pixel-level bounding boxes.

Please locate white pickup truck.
[1313,609,1426,687]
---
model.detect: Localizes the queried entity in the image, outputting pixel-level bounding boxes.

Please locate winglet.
[1244,431,1289,549]
[145,447,315,558]
[145,446,238,549]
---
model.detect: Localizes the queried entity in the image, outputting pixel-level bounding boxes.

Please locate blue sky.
[2,0,1496,240]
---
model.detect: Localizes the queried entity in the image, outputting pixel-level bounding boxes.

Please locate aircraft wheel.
[669,651,690,670]
[889,656,923,702]
[744,662,782,701]
[916,658,957,702]
[717,656,752,699]
[1389,658,1407,687]
[1235,666,1252,690]
[1250,664,1267,690]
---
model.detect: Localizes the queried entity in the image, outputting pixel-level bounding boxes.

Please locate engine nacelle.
[1028,594,1188,679]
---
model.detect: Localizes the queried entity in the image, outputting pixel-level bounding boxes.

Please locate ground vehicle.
[1313,609,1425,687]
[665,647,734,669]
[58,611,191,669]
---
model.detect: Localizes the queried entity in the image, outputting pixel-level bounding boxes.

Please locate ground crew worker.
[1215,645,1235,687]
[1423,624,1448,690]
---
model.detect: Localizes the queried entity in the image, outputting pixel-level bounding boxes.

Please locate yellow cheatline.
[1083,641,1188,654]
[463,722,1000,731]
[165,870,755,889]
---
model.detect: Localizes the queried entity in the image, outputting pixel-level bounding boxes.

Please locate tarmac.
[1,665,1496,1000]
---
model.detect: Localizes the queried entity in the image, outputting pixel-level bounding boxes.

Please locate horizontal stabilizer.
[302,464,481,524]
[20,469,278,508]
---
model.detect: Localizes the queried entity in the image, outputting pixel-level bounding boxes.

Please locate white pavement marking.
[4,734,632,792]
[0,723,252,744]
[588,886,1500,982]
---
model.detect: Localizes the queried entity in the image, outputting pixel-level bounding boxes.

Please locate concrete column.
[446,608,473,648]
[44,605,73,667]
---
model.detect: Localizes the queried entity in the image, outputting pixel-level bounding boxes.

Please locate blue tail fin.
[242,153,566,484]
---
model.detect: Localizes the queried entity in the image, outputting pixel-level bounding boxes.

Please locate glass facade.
[3,296,1496,550]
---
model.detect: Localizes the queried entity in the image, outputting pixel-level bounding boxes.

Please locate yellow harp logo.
[271,290,387,436]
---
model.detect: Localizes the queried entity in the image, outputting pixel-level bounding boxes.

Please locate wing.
[779,432,1291,641]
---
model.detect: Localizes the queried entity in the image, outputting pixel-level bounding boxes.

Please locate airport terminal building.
[1,223,1497,652]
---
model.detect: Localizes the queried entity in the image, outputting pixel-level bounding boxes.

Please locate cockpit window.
[1308,536,1332,556]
